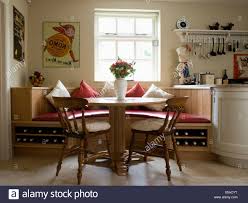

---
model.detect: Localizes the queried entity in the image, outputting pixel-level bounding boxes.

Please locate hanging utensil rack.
[174,29,248,43]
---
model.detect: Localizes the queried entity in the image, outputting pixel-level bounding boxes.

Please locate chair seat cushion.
[70,120,111,133]
[33,110,210,123]
[86,121,111,132]
[131,118,164,131]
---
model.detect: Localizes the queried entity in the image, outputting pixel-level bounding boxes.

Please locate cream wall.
[8,0,29,86]
[28,0,248,87]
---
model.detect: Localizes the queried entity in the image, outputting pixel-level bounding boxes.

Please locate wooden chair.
[53,97,111,185]
[127,96,189,181]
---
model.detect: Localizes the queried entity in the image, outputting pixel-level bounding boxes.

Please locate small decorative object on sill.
[110,57,136,100]
[175,45,194,85]
[29,71,45,87]
[209,22,220,30]
[221,23,234,30]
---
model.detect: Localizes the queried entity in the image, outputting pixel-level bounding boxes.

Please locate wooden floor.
[0,155,248,186]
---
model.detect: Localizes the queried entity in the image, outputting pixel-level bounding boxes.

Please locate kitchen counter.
[173,85,215,89]
[211,84,248,91]
[174,84,248,90]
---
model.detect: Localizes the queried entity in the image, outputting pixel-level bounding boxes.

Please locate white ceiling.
[147,0,248,5]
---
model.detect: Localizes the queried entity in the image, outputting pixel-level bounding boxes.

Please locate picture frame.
[13,6,25,62]
[42,22,80,68]
[233,53,248,79]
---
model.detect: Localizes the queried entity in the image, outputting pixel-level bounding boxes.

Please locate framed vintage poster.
[233,53,248,79]
[13,6,25,62]
[43,22,80,68]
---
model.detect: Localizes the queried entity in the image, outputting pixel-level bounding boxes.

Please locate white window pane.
[117,18,134,34]
[98,17,116,34]
[136,41,153,60]
[133,60,153,81]
[136,18,153,35]
[95,13,159,82]
[117,41,134,59]
[98,41,116,60]
[95,60,115,81]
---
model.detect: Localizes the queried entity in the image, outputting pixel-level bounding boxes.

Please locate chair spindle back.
[53,97,88,137]
[159,96,189,133]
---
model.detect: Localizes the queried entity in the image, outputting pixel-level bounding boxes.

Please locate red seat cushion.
[71,80,100,98]
[33,110,109,121]
[33,109,210,123]
[126,83,145,97]
[125,110,211,123]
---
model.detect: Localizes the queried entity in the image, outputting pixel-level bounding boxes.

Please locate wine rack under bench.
[174,124,212,152]
[12,121,109,155]
[12,121,64,149]
[12,121,212,154]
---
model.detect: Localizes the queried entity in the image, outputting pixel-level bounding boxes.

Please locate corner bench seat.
[32,110,210,123]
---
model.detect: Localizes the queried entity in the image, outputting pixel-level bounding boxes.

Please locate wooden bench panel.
[11,87,212,122]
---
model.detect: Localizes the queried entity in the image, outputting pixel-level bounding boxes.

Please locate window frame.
[94,10,160,82]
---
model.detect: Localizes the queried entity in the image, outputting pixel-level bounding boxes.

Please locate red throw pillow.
[72,80,99,98]
[126,83,145,97]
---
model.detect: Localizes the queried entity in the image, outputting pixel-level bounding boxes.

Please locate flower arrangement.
[110,58,136,79]
[29,71,45,87]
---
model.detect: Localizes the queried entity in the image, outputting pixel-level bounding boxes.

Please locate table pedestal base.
[109,106,128,176]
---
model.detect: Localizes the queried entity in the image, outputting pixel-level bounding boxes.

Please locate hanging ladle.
[206,38,211,59]
[222,38,226,55]
[217,38,222,55]
[210,38,217,56]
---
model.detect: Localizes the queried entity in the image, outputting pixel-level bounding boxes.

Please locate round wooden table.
[87,97,167,176]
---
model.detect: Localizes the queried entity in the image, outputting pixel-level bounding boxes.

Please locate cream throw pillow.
[46,80,70,107]
[142,84,174,111]
[99,81,116,97]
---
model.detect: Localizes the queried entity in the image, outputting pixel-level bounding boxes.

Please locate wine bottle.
[184,140,189,146]
[176,141,180,146]
[201,141,206,146]
[193,141,197,146]
[42,138,49,144]
[222,69,228,85]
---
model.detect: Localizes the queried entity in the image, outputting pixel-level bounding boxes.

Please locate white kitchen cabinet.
[212,86,248,168]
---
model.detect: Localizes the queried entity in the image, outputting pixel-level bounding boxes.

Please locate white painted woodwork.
[0,0,12,160]
[212,87,248,168]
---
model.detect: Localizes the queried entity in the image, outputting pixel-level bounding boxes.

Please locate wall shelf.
[174,29,248,42]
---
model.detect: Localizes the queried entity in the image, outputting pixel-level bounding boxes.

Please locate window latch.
[105,33,117,36]
[153,40,159,47]
[136,33,148,36]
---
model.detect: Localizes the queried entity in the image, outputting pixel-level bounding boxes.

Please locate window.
[94,10,160,81]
